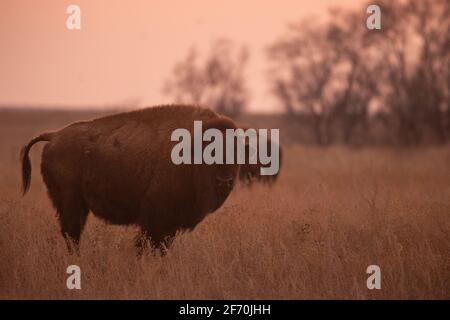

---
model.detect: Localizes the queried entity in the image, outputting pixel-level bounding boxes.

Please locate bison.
[21,105,239,254]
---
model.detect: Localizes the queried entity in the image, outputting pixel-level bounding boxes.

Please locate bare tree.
[365,0,450,145]
[268,10,378,145]
[163,39,249,117]
[269,0,450,146]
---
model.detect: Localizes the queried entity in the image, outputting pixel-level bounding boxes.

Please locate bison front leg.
[134,230,150,257]
[136,196,178,256]
[134,228,175,256]
[151,232,175,255]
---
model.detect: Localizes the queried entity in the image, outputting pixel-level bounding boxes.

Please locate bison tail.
[20,132,55,195]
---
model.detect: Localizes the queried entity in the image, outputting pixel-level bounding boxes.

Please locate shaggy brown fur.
[238,126,282,186]
[21,105,239,254]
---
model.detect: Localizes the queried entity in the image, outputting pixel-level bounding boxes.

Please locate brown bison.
[238,126,282,186]
[21,105,239,254]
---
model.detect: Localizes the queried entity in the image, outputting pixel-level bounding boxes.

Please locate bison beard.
[20,105,239,255]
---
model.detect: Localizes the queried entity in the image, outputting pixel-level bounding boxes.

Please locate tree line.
[163,0,450,146]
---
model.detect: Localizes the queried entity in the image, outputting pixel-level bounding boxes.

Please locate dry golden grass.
[0,111,449,299]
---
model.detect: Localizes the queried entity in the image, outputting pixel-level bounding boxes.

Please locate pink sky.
[0,0,364,112]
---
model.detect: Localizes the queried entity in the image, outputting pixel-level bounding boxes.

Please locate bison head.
[195,116,239,213]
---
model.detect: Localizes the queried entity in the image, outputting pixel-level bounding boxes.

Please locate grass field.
[0,110,449,299]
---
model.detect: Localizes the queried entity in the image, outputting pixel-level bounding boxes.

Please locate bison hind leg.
[46,186,89,255]
[58,196,89,255]
[41,143,89,255]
